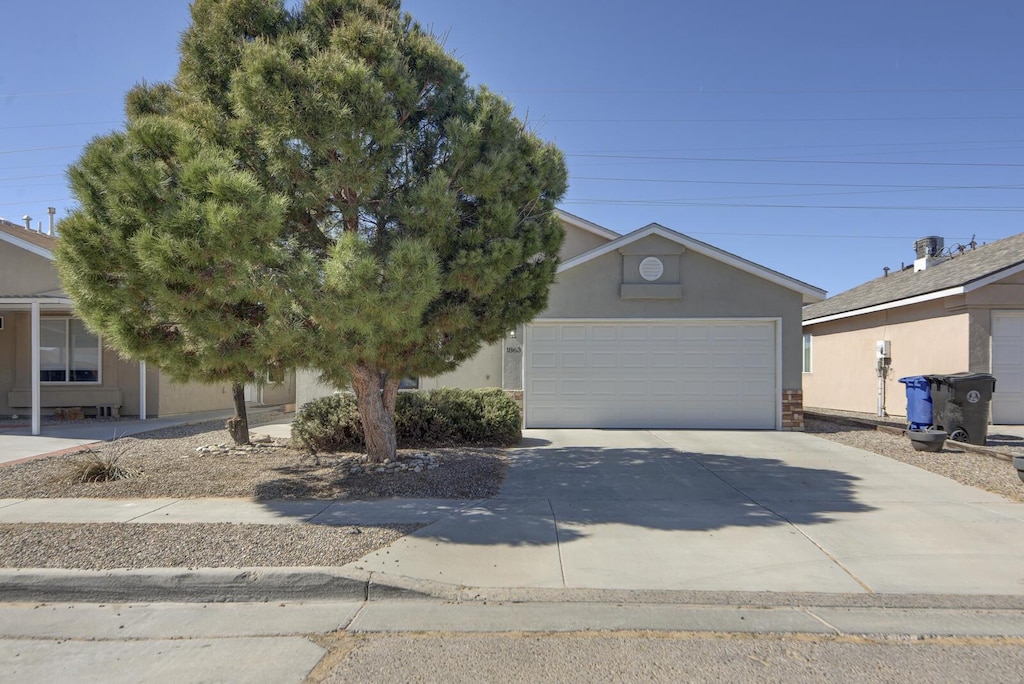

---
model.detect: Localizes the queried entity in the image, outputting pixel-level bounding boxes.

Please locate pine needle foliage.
[57,0,567,462]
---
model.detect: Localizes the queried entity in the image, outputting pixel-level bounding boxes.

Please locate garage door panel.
[620,352,648,368]
[531,352,557,368]
[651,352,678,368]
[526,321,778,429]
[992,312,1024,424]
[560,352,587,368]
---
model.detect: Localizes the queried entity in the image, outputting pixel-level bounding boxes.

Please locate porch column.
[30,301,40,436]
[139,361,147,420]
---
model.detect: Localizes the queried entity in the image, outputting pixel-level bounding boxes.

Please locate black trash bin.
[925,373,997,445]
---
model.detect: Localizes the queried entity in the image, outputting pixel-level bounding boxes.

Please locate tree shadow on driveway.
[412,445,876,547]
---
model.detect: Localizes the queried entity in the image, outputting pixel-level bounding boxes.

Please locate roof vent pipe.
[914,236,944,259]
[47,207,55,236]
[22,215,32,231]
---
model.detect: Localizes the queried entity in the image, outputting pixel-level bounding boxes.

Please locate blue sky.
[3,0,1023,297]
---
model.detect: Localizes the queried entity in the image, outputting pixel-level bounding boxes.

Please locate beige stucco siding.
[803,300,970,416]
[545,234,805,389]
[156,374,233,416]
[559,224,612,261]
[420,342,503,390]
[0,248,59,296]
[260,373,295,406]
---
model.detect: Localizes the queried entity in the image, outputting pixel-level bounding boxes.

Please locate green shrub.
[291,392,365,453]
[293,388,522,453]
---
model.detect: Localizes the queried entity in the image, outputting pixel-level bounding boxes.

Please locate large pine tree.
[58,0,567,461]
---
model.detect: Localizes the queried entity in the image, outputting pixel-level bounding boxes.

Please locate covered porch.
[0,296,148,436]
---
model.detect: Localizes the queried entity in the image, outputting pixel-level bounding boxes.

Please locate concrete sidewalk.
[2,429,1023,602]
[0,408,291,465]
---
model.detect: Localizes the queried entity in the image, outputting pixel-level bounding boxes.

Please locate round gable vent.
[638,256,664,281]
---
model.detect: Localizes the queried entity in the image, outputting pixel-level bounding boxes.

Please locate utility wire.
[563,199,1024,212]
[573,176,1024,191]
[568,153,1024,168]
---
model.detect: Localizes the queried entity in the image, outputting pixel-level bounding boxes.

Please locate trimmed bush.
[293,388,522,453]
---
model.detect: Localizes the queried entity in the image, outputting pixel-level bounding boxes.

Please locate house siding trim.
[559,223,825,303]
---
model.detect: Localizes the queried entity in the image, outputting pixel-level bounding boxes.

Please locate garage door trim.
[523,318,782,430]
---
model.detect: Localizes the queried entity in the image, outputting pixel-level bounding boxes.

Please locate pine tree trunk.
[225,382,250,445]
[350,363,397,463]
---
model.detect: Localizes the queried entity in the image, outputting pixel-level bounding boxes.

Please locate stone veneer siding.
[782,389,804,431]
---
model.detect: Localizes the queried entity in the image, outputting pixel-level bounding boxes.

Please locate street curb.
[4,566,1024,610]
[0,567,431,603]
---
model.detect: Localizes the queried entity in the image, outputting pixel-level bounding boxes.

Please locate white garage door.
[991,312,1024,424]
[525,320,778,429]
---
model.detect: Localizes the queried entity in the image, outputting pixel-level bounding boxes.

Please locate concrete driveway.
[349,429,1024,595]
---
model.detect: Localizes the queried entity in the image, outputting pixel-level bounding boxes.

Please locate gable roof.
[803,232,1024,325]
[0,218,56,260]
[560,221,826,303]
[555,209,620,241]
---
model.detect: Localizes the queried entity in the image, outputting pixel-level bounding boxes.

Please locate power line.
[567,153,1024,168]
[573,176,1024,191]
[563,198,1024,212]
[0,197,72,207]
[0,173,65,182]
[506,87,1024,95]
[568,138,1024,155]
[0,88,119,99]
[0,121,119,131]
[542,115,1024,123]
[0,144,85,156]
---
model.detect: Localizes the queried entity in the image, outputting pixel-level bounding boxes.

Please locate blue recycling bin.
[899,376,933,430]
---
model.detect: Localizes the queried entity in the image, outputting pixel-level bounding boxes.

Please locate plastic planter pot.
[907,428,948,452]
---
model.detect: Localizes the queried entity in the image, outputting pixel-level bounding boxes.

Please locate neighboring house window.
[802,334,812,373]
[266,365,286,384]
[399,377,419,390]
[40,318,100,383]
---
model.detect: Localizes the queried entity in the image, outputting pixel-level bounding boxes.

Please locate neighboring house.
[802,233,1024,424]
[297,211,825,430]
[0,216,295,434]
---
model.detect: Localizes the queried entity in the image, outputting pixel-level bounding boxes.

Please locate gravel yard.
[805,417,1024,502]
[2,413,1022,572]
[0,418,508,501]
[0,522,418,569]
[0,416,506,570]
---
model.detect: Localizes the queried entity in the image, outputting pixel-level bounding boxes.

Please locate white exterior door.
[991,311,1024,424]
[525,320,778,429]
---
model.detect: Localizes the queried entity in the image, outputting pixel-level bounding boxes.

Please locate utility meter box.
[876,340,891,359]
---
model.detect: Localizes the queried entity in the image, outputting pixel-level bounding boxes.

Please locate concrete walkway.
[349,429,1024,596]
[0,408,291,465]
[2,429,1023,599]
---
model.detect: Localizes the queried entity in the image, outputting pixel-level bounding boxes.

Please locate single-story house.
[298,211,825,430]
[0,216,294,434]
[802,233,1024,423]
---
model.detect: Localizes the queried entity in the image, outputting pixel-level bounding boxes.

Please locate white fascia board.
[803,261,1024,327]
[961,260,1024,293]
[559,223,826,302]
[0,296,72,308]
[555,209,620,241]
[0,231,55,261]
[802,286,965,326]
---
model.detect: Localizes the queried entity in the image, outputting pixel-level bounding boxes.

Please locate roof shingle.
[0,217,57,252]
[803,232,1024,321]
